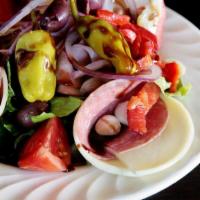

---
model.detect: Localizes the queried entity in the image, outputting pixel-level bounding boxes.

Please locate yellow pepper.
[15,30,56,103]
[70,0,137,74]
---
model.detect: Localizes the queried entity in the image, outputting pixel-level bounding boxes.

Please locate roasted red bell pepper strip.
[119,23,158,59]
[127,83,160,134]
[163,62,181,93]
[97,9,130,26]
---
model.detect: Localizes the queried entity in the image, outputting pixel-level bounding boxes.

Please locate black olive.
[16,101,48,128]
[40,0,70,32]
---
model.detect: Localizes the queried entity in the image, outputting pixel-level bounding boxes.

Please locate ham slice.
[105,98,168,153]
[73,79,168,160]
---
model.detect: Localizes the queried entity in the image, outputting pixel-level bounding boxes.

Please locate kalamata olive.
[16,101,48,128]
[40,0,70,32]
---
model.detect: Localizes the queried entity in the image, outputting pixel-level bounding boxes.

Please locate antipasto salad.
[0,0,193,174]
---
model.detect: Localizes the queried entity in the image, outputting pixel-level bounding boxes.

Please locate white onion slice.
[0,0,53,36]
[0,67,8,116]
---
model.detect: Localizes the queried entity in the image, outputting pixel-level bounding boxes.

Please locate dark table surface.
[147,1,200,200]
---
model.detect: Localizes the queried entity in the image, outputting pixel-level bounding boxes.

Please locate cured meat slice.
[127,82,161,134]
[105,98,168,153]
[73,80,168,160]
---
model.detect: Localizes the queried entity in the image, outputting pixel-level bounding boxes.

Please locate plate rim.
[0,7,200,200]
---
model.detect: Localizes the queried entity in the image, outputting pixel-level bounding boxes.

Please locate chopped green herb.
[31,112,55,123]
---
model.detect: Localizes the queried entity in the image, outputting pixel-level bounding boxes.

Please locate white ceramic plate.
[0,8,200,200]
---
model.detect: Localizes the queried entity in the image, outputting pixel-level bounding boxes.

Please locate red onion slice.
[57,51,81,88]
[73,59,110,79]
[0,0,53,36]
[57,84,81,96]
[72,44,98,61]
[65,30,161,81]
[70,56,161,81]
[0,67,8,116]
[0,24,32,56]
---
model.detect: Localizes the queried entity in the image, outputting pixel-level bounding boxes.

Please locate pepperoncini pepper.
[15,30,56,103]
[70,0,137,74]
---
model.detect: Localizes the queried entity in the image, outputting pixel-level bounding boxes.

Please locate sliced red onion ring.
[0,0,53,36]
[57,51,80,88]
[65,30,97,61]
[65,30,111,79]
[57,51,74,80]
[0,24,32,56]
[57,84,81,96]
[70,56,161,81]
[0,67,8,116]
[65,29,161,81]
[65,30,80,52]
[73,59,110,79]
[72,44,98,61]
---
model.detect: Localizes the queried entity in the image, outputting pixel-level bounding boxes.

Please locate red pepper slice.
[97,9,130,26]
[163,62,180,93]
[119,23,158,59]
[127,83,160,134]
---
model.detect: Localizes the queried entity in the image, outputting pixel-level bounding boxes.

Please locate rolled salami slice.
[73,79,168,160]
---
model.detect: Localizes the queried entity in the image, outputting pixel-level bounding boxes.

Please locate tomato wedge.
[163,62,180,93]
[18,117,71,172]
[97,9,130,26]
[127,83,160,134]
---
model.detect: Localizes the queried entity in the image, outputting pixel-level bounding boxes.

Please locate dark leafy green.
[31,112,55,123]
[169,79,192,97]
[51,97,82,117]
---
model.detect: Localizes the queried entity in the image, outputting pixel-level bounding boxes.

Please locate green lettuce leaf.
[155,77,191,97]
[168,80,192,97]
[31,112,55,123]
[155,77,171,93]
[50,97,82,117]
